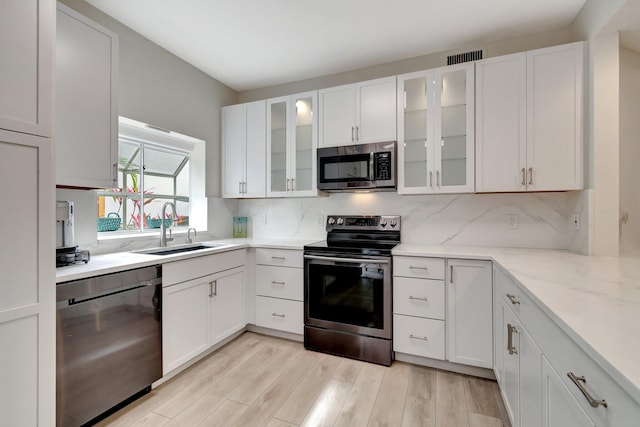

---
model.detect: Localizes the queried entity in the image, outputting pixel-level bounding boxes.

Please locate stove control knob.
[390,219,397,228]
[336,217,344,225]
[380,219,388,227]
[328,217,336,225]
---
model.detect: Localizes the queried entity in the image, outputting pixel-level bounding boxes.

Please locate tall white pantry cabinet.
[0,0,56,425]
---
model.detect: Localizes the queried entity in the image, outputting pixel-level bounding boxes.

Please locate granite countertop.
[393,244,640,406]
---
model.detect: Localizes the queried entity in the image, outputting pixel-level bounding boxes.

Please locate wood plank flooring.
[97,332,510,427]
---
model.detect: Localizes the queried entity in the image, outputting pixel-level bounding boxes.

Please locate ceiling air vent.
[447,50,483,65]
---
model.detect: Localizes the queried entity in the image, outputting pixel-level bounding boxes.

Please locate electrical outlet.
[507,214,519,229]
[317,214,325,226]
[260,213,267,225]
[571,214,580,230]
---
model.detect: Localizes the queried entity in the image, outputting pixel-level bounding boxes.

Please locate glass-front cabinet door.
[397,70,434,193]
[267,91,317,197]
[435,62,475,193]
[291,92,317,195]
[267,98,289,195]
[397,63,474,194]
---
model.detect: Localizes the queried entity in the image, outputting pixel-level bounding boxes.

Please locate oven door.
[304,253,391,339]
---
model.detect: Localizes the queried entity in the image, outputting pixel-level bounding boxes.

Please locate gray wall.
[59,0,237,197]
[238,27,574,102]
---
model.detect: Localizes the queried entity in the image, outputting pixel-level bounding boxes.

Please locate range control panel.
[326,215,400,231]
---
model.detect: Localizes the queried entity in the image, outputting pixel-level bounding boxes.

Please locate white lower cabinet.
[393,315,445,359]
[162,250,245,374]
[393,256,446,361]
[254,248,304,335]
[494,264,640,427]
[498,297,542,427]
[542,356,595,427]
[393,256,493,370]
[446,259,493,368]
[255,296,303,334]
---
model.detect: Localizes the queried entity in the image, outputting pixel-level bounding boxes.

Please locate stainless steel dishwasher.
[56,265,162,427]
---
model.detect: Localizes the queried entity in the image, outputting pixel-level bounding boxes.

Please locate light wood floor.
[97,332,511,427]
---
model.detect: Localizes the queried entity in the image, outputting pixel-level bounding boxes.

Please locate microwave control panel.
[374,152,392,180]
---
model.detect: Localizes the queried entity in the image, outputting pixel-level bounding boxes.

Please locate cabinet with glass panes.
[397,62,475,194]
[267,91,318,197]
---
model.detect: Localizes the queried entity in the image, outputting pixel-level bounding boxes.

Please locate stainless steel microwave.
[317,141,396,191]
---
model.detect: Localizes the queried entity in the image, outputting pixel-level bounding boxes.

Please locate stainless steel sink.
[134,243,229,256]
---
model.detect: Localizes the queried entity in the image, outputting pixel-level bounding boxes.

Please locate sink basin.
[135,243,229,256]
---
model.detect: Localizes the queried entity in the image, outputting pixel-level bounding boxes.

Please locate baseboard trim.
[394,352,496,379]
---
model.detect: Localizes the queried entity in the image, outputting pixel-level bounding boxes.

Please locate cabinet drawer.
[255,296,303,334]
[255,248,303,268]
[393,314,445,360]
[255,265,303,301]
[394,256,445,280]
[393,277,445,320]
[163,249,245,286]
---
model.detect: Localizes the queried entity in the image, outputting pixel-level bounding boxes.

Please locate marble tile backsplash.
[236,191,587,252]
[58,187,588,255]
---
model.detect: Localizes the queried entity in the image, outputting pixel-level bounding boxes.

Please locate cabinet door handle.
[271,281,286,286]
[450,265,453,283]
[528,167,533,185]
[409,265,428,270]
[209,280,217,297]
[243,182,247,193]
[351,126,355,142]
[271,313,285,318]
[239,182,243,194]
[409,296,428,302]
[409,334,428,341]
[567,372,608,408]
[506,294,521,305]
[291,178,295,191]
[436,170,440,187]
[355,126,359,141]
[507,323,518,355]
[521,168,526,186]
[271,256,285,260]
[112,163,118,186]
[429,171,433,188]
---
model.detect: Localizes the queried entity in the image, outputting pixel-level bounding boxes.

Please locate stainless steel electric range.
[303,215,400,366]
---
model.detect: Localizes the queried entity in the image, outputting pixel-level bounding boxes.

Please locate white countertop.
[393,244,640,405]
[55,238,317,283]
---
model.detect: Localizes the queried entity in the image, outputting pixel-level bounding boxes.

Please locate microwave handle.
[369,152,375,181]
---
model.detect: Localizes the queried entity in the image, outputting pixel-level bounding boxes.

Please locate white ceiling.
[86,0,587,92]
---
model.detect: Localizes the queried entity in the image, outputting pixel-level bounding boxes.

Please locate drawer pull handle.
[409,296,428,302]
[271,256,285,260]
[409,334,428,341]
[567,372,608,408]
[409,266,428,270]
[271,281,286,285]
[507,323,518,355]
[271,313,285,318]
[506,294,521,305]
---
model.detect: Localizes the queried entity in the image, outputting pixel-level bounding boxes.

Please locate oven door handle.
[304,254,390,264]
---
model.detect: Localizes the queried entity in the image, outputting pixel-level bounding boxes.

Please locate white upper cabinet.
[267,91,318,197]
[319,76,396,147]
[527,42,584,191]
[476,42,584,192]
[222,100,266,198]
[398,62,475,194]
[0,0,53,137]
[55,4,118,188]
[476,53,527,192]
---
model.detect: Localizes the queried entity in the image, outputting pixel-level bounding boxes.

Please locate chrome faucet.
[186,228,197,244]
[160,202,177,247]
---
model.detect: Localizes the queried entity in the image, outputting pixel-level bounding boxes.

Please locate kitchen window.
[97,117,206,235]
